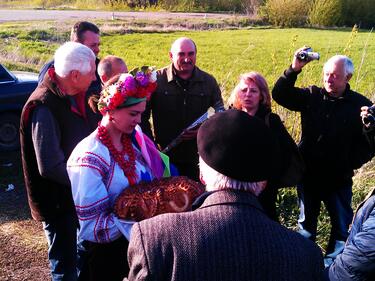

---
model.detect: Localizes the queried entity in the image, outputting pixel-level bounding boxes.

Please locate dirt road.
[0,9,238,22]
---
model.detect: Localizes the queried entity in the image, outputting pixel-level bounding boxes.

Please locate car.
[0,64,38,151]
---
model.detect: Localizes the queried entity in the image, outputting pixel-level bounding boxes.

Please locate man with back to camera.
[141,37,224,181]
[20,42,98,281]
[127,110,324,281]
[272,47,374,261]
[38,21,102,97]
[97,55,128,85]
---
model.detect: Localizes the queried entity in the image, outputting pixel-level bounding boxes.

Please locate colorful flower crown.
[98,66,157,114]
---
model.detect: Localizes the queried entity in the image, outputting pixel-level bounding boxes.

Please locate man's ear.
[169,51,173,61]
[346,73,353,83]
[70,70,80,83]
[100,74,107,83]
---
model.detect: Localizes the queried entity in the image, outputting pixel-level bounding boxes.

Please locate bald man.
[98,55,128,85]
[141,37,224,181]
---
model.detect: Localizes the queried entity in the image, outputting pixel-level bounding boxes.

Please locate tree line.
[33,0,375,28]
[124,0,375,28]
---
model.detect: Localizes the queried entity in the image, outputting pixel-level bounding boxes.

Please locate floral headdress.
[98,66,157,114]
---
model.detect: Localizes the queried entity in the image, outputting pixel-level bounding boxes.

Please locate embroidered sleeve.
[67,150,126,243]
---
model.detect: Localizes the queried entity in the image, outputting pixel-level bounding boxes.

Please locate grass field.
[1,20,375,279]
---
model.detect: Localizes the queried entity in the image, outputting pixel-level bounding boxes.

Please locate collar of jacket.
[39,72,87,118]
[192,189,265,213]
[40,71,67,98]
[166,63,205,83]
[322,83,354,101]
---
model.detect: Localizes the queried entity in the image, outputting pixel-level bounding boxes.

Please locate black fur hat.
[197,109,277,182]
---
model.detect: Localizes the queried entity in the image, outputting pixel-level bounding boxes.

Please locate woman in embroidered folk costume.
[67,66,167,281]
[228,72,301,221]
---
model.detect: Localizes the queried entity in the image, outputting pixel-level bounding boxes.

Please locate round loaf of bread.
[114,176,205,221]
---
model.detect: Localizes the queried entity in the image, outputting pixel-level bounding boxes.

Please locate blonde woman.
[228,71,300,221]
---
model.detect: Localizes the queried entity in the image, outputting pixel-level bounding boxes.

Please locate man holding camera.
[272,47,373,260]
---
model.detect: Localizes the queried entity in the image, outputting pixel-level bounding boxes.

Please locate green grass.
[98,27,375,103]
[1,22,375,252]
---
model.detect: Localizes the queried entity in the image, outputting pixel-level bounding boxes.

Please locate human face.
[323,60,351,97]
[111,101,146,135]
[81,31,100,56]
[238,79,261,115]
[169,39,196,77]
[77,60,97,93]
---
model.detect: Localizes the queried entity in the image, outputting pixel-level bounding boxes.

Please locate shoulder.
[31,104,54,121]
[268,112,283,123]
[266,112,287,133]
[348,89,372,106]
[69,130,110,165]
[40,59,54,73]
[279,225,323,259]
[156,65,170,76]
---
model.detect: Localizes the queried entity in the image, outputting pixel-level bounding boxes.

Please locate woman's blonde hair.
[228,71,271,110]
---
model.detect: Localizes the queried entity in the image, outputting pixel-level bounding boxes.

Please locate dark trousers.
[298,179,353,252]
[78,236,129,281]
[42,212,78,281]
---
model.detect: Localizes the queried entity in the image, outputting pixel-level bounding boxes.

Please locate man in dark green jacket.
[141,37,224,181]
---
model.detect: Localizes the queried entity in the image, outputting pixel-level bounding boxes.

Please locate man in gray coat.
[127,110,324,281]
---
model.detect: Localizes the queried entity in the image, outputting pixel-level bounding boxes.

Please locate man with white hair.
[127,110,323,281]
[272,47,373,262]
[20,42,98,281]
[141,37,224,181]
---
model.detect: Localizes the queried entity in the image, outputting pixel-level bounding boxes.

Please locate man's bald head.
[98,55,128,84]
[170,37,197,54]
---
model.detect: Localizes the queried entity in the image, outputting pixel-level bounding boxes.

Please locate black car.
[0,64,38,151]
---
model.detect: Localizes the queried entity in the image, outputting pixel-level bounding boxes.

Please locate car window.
[0,64,15,83]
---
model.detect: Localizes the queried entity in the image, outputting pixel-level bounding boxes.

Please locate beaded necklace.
[97,124,137,185]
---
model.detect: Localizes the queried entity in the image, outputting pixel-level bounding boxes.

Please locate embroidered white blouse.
[67,126,155,243]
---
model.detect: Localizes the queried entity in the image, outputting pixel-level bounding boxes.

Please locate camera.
[363,105,375,127]
[296,48,320,61]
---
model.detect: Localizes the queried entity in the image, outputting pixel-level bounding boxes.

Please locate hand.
[361,105,375,128]
[180,126,200,141]
[292,46,313,72]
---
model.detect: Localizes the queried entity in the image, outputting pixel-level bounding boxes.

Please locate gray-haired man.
[20,42,99,281]
[272,47,373,260]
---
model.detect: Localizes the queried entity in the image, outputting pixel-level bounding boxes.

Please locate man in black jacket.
[272,47,373,258]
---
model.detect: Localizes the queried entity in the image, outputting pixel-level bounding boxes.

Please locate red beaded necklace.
[97,124,137,185]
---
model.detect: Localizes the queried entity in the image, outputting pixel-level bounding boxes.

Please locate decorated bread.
[114,176,205,221]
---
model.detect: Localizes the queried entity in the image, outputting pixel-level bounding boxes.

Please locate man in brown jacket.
[128,110,324,281]
[141,37,224,181]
